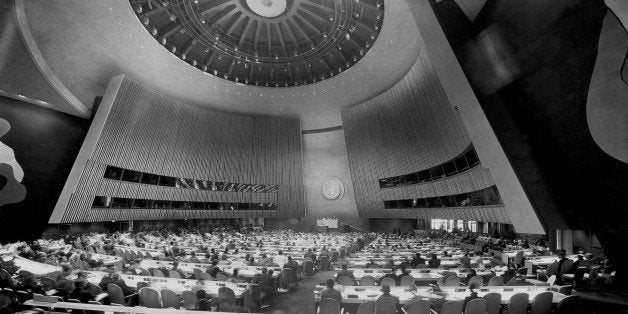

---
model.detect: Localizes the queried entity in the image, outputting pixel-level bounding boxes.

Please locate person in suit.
[255,268,276,304]
[507,268,533,286]
[462,283,481,311]
[378,266,399,285]
[320,279,342,305]
[428,254,441,268]
[97,271,115,291]
[171,261,187,278]
[112,273,134,296]
[196,289,212,311]
[69,279,94,303]
[378,284,401,312]
[336,263,355,283]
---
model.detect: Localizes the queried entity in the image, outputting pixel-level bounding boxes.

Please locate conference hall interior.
[0,0,627,313]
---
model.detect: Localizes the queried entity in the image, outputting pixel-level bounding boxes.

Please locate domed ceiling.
[129,0,384,87]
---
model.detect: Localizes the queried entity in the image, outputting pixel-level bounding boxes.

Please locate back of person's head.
[381,284,391,293]
[261,267,268,274]
[469,282,480,292]
[196,289,207,300]
[431,253,437,259]
[341,264,348,270]
[326,279,335,288]
[268,269,274,276]
[173,261,179,268]
[233,268,239,276]
[278,250,283,255]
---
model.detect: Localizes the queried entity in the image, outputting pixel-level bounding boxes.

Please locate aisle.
[264,271,332,314]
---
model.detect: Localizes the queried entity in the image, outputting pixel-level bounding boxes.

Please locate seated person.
[411,253,425,268]
[364,259,381,268]
[171,261,187,278]
[254,268,276,303]
[97,270,115,291]
[320,279,342,305]
[378,284,401,312]
[428,254,441,268]
[378,266,399,285]
[187,251,201,263]
[507,268,533,286]
[112,273,135,295]
[257,254,272,266]
[463,283,481,311]
[196,289,212,311]
[459,253,471,269]
[462,269,477,285]
[226,269,244,283]
[336,264,355,283]
[69,279,94,303]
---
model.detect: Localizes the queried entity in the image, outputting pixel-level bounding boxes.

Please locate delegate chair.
[303,260,315,277]
[404,300,433,314]
[441,300,464,314]
[375,297,397,314]
[152,269,165,277]
[216,273,228,281]
[161,289,181,309]
[39,277,57,291]
[168,270,182,279]
[319,298,343,314]
[360,275,376,286]
[138,268,152,277]
[465,298,487,314]
[107,283,134,306]
[467,276,484,288]
[218,286,237,305]
[281,268,298,288]
[506,293,529,314]
[88,283,103,296]
[139,287,161,308]
[380,277,397,287]
[443,275,461,287]
[319,257,332,271]
[487,276,504,286]
[483,292,501,314]
[513,252,524,267]
[181,290,197,310]
[530,291,553,314]
[357,301,376,314]
[337,276,354,286]
[400,275,416,286]
[547,275,557,286]
[556,295,580,314]
[245,283,261,311]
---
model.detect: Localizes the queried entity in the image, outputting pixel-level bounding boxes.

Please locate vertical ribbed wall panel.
[58,77,304,223]
[342,48,506,222]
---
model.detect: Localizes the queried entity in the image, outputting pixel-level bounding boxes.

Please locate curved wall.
[50,75,304,223]
[342,47,508,223]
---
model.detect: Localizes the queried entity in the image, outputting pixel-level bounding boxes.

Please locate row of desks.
[314,285,568,305]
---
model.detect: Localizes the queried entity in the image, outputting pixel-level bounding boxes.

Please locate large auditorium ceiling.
[12,0,420,129]
[128,0,384,87]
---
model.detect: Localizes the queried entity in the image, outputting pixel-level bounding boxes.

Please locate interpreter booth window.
[111,198,133,208]
[92,196,112,207]
[132,199,150,208]
[103,166,123,180]
[431,219,449,231]
[467,221,478,232]
[121,170,141,183]
[151,200,171,208]
[430,166,445,180]
[158,176,177,187]
[140,173,159,185]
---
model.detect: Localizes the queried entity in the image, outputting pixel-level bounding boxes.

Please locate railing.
[23,300,244,314]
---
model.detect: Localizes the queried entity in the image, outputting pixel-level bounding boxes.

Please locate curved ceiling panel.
[21,0,419,129]
[129,0,384,87]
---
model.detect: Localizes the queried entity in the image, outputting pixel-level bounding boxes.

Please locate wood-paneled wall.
[342,49,507,222]
[50,75,304,223]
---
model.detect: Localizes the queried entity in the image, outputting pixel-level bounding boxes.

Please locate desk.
[23,300,245,314]
[91,253,123,266]
[76,271,248,299]
[139,260,281,278]
[314,285,567,305]
[5,256,62,276]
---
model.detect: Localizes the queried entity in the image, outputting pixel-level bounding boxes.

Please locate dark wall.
[0,97,89,241]
[431,0,628,266]
[369,219,417,233]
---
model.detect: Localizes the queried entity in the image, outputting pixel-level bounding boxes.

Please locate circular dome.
[245,0,287,17]
[130,0,384,87]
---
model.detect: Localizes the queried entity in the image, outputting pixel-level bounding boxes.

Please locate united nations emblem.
[320,177,344,202]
